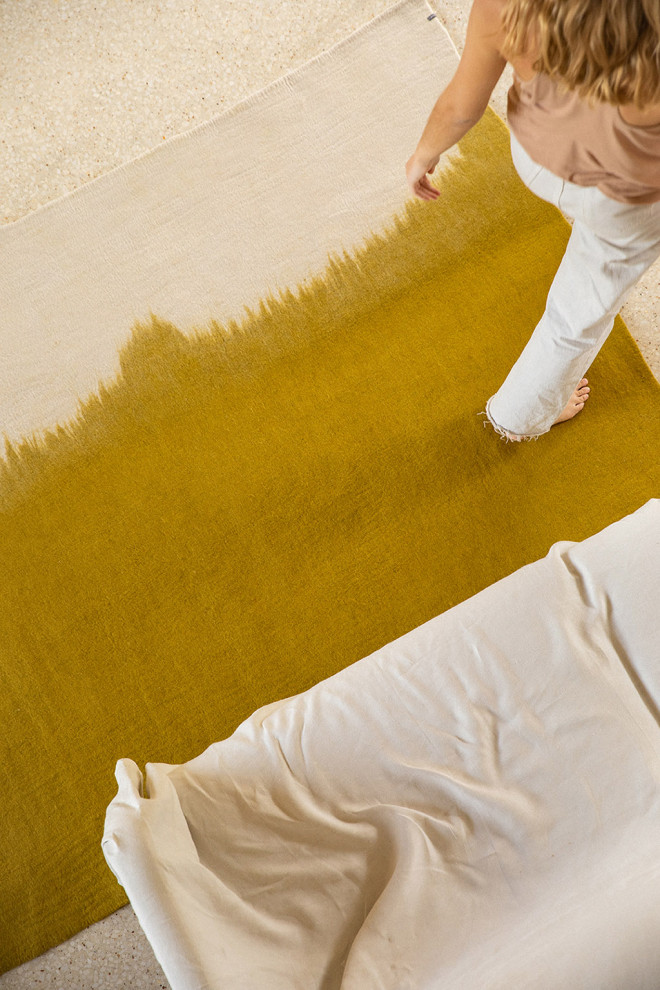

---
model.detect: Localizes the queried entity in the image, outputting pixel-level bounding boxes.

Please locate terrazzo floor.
[1,1,658,987]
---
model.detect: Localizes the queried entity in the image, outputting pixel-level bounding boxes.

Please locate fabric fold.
[104,500,660,990]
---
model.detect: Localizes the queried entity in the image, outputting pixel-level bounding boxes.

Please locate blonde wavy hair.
[501,0,660,107]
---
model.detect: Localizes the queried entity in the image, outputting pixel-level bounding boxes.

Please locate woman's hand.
[406,0,507,202]
[406,152,441,200]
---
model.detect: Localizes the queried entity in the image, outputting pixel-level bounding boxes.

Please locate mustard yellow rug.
[2,3,660,976]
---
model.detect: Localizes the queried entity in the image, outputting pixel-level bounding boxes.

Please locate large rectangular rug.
[1,0,659,973]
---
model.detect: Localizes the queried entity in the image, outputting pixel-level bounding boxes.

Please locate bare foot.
[553,378,590,426]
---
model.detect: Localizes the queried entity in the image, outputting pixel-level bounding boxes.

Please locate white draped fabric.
[104,500,660,989]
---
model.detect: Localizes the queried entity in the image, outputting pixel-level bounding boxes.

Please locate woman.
[407,0,660,440]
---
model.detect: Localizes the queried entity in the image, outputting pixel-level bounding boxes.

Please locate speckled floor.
[1,2,658,987]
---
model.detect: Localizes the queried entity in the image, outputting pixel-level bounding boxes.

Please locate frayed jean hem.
[481,399,546,443]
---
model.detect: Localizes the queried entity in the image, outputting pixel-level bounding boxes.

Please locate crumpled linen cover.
[103,500,660,990]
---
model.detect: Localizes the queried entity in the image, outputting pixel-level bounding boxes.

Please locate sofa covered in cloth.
[103,500,660,990]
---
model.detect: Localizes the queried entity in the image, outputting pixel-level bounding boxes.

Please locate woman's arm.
[406,0,507,200]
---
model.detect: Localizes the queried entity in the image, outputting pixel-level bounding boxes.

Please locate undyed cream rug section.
[0,0,458,449]
[2,0,660,978]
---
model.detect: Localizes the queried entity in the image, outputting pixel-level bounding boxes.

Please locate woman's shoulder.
[470,0,534,69]
[460,0,510,63]
[470,0,507,26]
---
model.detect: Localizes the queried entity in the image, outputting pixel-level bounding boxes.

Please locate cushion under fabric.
[103,500,660,990]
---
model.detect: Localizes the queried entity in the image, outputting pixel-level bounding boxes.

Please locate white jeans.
[486,132,660,439]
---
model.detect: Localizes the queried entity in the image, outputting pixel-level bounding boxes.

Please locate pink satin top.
[507,72,660,204]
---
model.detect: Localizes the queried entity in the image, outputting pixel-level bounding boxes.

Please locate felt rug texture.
[1,0,660,974]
